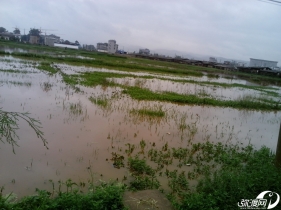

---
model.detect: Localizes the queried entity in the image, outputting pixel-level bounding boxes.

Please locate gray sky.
[1,0,281,63]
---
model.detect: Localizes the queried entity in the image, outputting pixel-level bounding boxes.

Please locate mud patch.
[123,190,173,210]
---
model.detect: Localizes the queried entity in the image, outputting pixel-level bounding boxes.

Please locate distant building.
[108,40,118,54]
[224,61,231,65]
[29,35,39,44]
[209,57,217,63]
[0,32,14,40]
[97,43,108,51]
[83,44,96,51]
[139,48,150,55]
[48,34,60,43]
[249,58,278,68]
[44,36,56,46]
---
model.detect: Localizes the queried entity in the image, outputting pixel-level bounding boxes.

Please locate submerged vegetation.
[60,71,281,111]
[123,86,280,110]
[130,105,165,118]
[110,140,281,209]
[1,141,280,209]
[0,41,281,209]
[89,96,110,108]
[37,62,58,74]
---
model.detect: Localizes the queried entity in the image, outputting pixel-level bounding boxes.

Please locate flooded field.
[0,53,281,198]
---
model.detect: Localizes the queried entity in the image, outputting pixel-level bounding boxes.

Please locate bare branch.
[0,108,48,153]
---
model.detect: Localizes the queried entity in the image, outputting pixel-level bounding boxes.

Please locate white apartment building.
[108,40,118,54]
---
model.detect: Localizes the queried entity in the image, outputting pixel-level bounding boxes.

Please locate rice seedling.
[89,96,110,108]
[37,62,58,74]
[40,81,52,92]
[130,106,165,118]
[111,152,125,169]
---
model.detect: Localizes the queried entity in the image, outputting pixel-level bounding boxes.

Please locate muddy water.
[0,57,281,198]
[57,63,281,101]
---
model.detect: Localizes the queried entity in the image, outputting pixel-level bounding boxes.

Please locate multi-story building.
[108,40,118,54]
[139,48,150,55]
[97,43,108,51]
[249,58,278,68]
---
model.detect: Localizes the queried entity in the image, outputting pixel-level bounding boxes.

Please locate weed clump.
[37,62,58,74]
[1,182,126,210]
[128,156,160,191]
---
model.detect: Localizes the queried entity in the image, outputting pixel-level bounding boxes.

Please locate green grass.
[126,141,281,209]
[1,141,280,209]
[124,141,281,210]
[130,108,165,117]
[127,156,160,191]
[170,145,281,210]
[0,69,35,74]
[0,80,32,87]
[123,86,281,111]
[164,78,279,97]
[89,96,110,108]
[0,182,126,210]
[37,62,58,74]
[61,71,281,110]
[62,71,280,111]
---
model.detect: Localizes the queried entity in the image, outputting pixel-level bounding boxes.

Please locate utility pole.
[275,123,281,168]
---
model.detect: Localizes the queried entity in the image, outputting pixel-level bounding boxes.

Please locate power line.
[266,0,281,4]
[257,0,281,6]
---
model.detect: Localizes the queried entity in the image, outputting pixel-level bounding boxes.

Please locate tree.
[13,28,20,34]
[0,108,48,153]
[75,40,80,45]
[0,27,7,33]
[29,28,40,36]
[21,34,29,42]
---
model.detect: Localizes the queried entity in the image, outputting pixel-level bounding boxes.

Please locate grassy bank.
[0,182,126,210]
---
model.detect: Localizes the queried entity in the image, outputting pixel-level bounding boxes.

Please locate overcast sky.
[1,0,280,63]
